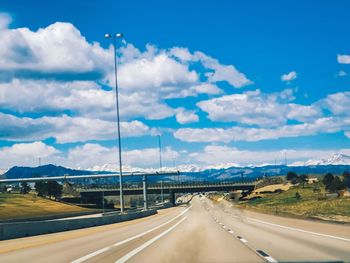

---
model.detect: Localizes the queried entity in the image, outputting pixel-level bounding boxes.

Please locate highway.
[0,196,349,262]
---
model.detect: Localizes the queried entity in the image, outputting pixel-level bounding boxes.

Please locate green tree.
[0,183,6,193]
[35,181,48,197]
[286,171,298,181]
[329,176,346,193]
[20,182,31,194]
[47,181,63,199]
[299,174,308,188]
[323,173,334,191]
[342,171,350,188]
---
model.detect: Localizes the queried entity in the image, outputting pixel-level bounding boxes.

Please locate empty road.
[0,195,349,262]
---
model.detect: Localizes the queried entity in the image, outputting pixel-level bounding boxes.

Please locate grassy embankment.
[0,193,92,221]
[239,184,350,222]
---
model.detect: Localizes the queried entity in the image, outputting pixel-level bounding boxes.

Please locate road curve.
[2,195,348,262]
[0,197,261,263]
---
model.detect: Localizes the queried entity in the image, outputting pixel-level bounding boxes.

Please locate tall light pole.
[105,33,124,213]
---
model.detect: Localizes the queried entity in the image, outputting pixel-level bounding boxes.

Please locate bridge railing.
[79,179,257,191]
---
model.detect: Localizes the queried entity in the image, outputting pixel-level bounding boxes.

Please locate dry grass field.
[0,193,91,221]
[240,185,350,222]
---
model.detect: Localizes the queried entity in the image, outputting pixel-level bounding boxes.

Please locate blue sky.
[0,0,350,170]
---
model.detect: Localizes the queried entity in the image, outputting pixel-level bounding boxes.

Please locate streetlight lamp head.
[104,33,111,38]
[116,33,123,38]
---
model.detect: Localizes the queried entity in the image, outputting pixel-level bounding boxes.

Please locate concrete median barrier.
[0,209,157,240]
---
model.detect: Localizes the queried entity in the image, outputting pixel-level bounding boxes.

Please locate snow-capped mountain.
[88,153,350,174]
[0,168,9,175]
[291,153,350,166]
[87,162,241,173]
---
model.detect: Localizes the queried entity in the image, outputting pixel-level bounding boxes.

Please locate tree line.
[286,171,350,193]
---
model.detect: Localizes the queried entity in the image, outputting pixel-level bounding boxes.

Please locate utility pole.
[158,135,164,203]
[284,152,287,166]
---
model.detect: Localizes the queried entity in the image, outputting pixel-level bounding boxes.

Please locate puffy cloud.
[175,108,199,124]
[174,117,350,143]
[67,143,179,169]
[0,18,248,123]
[0,20,111,80]
[281,71,297,82]
[0,113,150,143]
[197,89,321,127]
[118,53,198,91]
[189,145,350,166]
[320,91,350,115]
[0,141,60,168]
[337,54,350,64]
[169,47,253,88]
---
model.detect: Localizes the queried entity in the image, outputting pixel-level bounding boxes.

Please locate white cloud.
[281,71,297,82]
[0,113,151,143]
[345,131,350,139]
[0,20,111,78]
[174,117,350,143]
[118,53,198,90]
[189,145,350,166]
[338,70,347,77]
[66,143,179,169]
[0,141,60,168]
[169,47,253,88]
[197,89,320,127]
[321,91,350,115]
[0,13,11,30]
[337,54,350,64]
[175,108,199,124]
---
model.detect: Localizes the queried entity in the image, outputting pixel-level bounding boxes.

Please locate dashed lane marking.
[256,250,278,263]
[237,236,248,243]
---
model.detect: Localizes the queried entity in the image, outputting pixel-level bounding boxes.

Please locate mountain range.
[1,153,350,182]
[88,153,350,173]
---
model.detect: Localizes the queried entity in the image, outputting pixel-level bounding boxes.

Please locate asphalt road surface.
[0,195,349,262]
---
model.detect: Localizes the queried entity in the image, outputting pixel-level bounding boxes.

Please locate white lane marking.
[247,217,350,242]
[265,256,278,263]
[71,206,192,263]
[115,216,187,263]
[237,236,248,243]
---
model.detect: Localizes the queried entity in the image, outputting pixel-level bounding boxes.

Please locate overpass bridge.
[79,181,257,208]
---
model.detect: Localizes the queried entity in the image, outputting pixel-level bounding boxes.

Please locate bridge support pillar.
[143,175,148,210]
[170,190,175,206]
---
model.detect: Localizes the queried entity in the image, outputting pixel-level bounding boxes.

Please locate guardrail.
[0,209,157,240]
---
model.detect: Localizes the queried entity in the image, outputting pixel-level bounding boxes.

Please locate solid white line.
[247,217,350,242]
[115,217,187,263]
[71,206,192,263]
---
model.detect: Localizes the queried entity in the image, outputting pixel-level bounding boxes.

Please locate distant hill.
[3,164,98,179]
